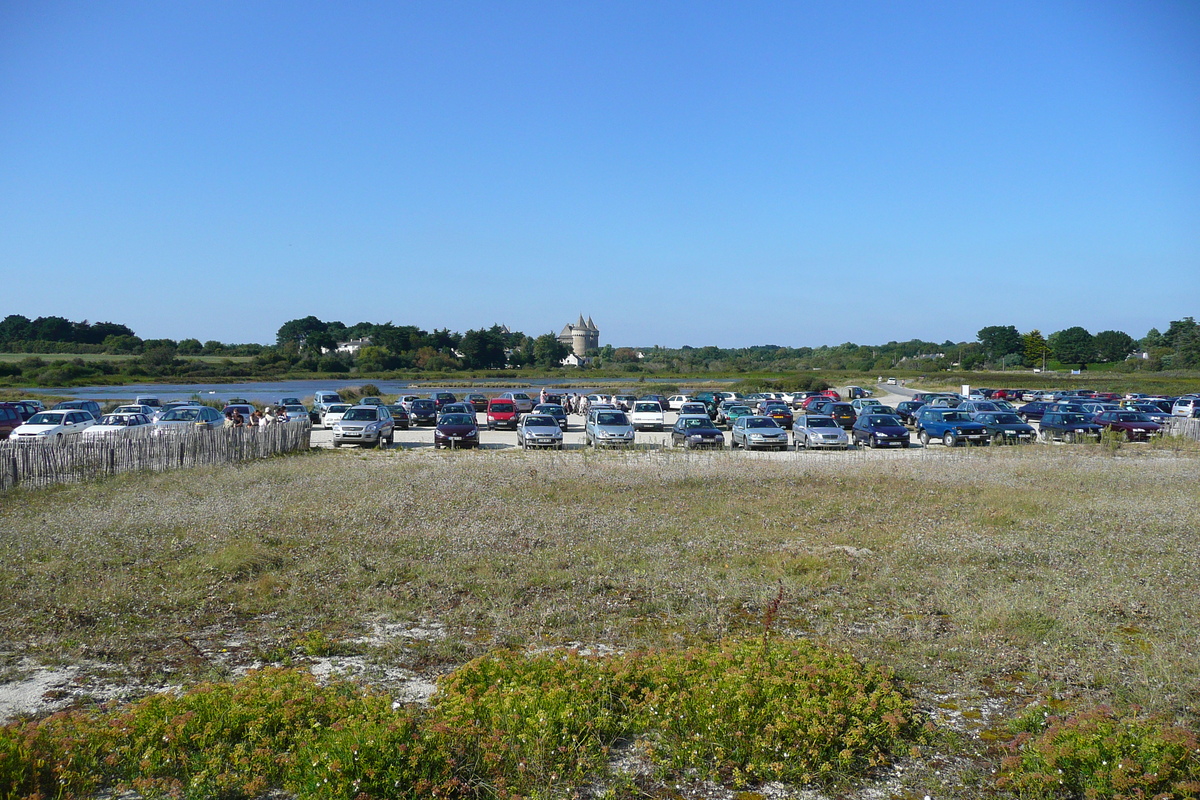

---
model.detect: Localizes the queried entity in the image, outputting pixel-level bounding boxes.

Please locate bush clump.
[997,704,1200,799]
[0,637,925,799]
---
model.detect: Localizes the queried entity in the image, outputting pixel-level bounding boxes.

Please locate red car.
[1092,410,1161,441]
[486,398,519,431]
[0,403,23,439]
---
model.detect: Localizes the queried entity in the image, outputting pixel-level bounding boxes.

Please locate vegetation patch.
[997,703,1200,799]
[0,637,924,798]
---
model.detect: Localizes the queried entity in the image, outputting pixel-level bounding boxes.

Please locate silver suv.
[584,408,635,448]
[332,404,395,448]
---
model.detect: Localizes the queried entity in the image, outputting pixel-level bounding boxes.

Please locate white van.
[312,390,344,416]
[1172,397,1200,418]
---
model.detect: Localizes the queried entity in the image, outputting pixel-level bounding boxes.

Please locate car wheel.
[901,440,910,448]
[919,430,930,446]
[796,436,806,450]
[869,435,878,449]
[333,441,341,448]
[943,431,956,447]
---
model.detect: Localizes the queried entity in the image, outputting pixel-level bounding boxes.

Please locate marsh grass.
[0,445,1198,796]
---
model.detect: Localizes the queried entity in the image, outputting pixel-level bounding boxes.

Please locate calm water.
[31,377,708,404]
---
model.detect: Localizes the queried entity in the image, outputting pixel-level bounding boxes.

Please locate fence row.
[0,422,312,491]
[1164,417,1200,441]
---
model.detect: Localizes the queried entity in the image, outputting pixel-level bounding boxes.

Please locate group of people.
[223,407,288,429]
[537,388,587,415]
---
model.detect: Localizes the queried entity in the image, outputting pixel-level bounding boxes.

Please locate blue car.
[915,408,990,447]
[851,414,911,448]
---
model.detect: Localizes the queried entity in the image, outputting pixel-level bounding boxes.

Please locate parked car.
[81,413,154,440]
[359,396,384,406]
[851,414,911,449]
[819,402,857,430]
[957,400,1001,415]
[1126,403,1173,426]
[516,414,564,449]
[1172,397,1200,418]
[849,398,884,414]
[499,392,534,413]
[431,392,458,411]
[408,399,438,426]
[10,401,42,421]
[320,403,353,428]
[730,416,789,451]
[312,391,343,412]
[153,405,224,432]
[467,394,489,412]
[111,404,158,419]
[222,404,256,422]
[433,412,479,449]
[1038,411,1103,443]
[638,394,670,412]
[584,409,635,448]
[666,395,692,411]
[133,396,163,409]
[11,409,96,442]
[613,394,637,411]
[0,403,23,439]
[1017,401,1055,422]
[332,405,395,448]
[678,401,710,418]
[279,404,310,423]
[439,402,476,419]
[717,403,753,427]
[914,408,989,447]
[791,414,849,450]
[895,400,925,425]
[533,403,569,430]
[53,399,103,418]
[972,412,1036,444]
[670,415,725,449]
[758,402,793,430]
[630,401,666,432]
[1092,410,1161,441]
[384,404,412,429]
[486,399,520,430]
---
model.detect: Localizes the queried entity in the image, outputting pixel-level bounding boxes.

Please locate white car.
[630,401,665,432]
[1172,397,1200,418]
[11,410,96,443]
[667,395,691,411]
[112,404,158,418]
[81,413,154,439]
[320,403,353,428]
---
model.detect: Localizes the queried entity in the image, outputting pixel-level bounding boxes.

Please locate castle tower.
[557,315,600,357]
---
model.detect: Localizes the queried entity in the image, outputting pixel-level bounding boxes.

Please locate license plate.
[450,436,462,441]
[538,438,553,444]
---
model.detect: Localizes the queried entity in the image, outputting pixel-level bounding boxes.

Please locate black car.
[466,394,489,412]
[972,412,1036,444]
[895,400,925,425]
[53,399,103,418]
[1038,411,1103,443]
[638,394,670,412]
[431,392,457,410]
[408,399,438,426]
[384,404,412,430]
[533,403,568,431]
[851,414,910,448]
[1017,401,1055,422]
[670,415,725,449]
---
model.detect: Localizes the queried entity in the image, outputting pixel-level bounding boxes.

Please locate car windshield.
[635,403,660,412]
[98,415,132,426]
[747,418,779,428]
[1060,414,1089,424]
[524,416,557,427]
[411,401,434,410]
[681,417,709,428]
[868,416,898,425]
[805,417,838,428]
[994,413,1023,424]
[596,412,627,425]
[327,405,351,413]
[440,414,474,426]
[491,402,515,413]
[536,405,564,414]
[342,409,378,421]
[161,408,200,421]
[28,412,65,425]
[513,393,530,401]
[943,412,970,421]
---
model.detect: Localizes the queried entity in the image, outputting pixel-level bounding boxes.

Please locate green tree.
[1022,330,1049,368]
[1050,326,1096,368]
[976,325,1022,362]
[1093,330,1136,363]
[177,338,203,355]
[459,327,507,369]
[276,316,327,348]
[532,333,568,368]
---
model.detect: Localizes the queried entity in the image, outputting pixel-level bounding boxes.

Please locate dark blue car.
[851,414,911,448]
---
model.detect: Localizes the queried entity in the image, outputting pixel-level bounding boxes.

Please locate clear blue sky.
[2,1,1197,348]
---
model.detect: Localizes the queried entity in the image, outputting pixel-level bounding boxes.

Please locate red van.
[486,399,519,430]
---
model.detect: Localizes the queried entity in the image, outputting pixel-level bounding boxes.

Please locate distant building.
[557,314,599,357]
[561,352,591,367]
[334,337,371,355]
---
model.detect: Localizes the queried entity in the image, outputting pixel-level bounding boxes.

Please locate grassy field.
[0,352,254,363]
[1,445,1198,797]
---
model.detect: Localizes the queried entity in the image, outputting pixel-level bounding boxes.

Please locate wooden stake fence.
[1,422,311,491]
[1164,417,1200,441]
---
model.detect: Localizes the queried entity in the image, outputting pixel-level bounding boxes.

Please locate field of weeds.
[1,445,1198,798]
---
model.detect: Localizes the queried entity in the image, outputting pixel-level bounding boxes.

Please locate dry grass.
[1,445,1198,796]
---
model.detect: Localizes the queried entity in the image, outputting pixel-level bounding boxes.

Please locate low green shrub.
[997,704,1200,798]
[0,638,925,798]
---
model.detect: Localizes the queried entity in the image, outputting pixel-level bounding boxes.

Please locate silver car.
[516,414,564,450]
[584,408,635,448]
[792,414,849,450]
[153,405,224,432]
[332,405,394,448]
[730,416,789,451]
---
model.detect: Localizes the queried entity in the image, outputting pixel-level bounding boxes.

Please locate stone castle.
[557,314,599,357]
